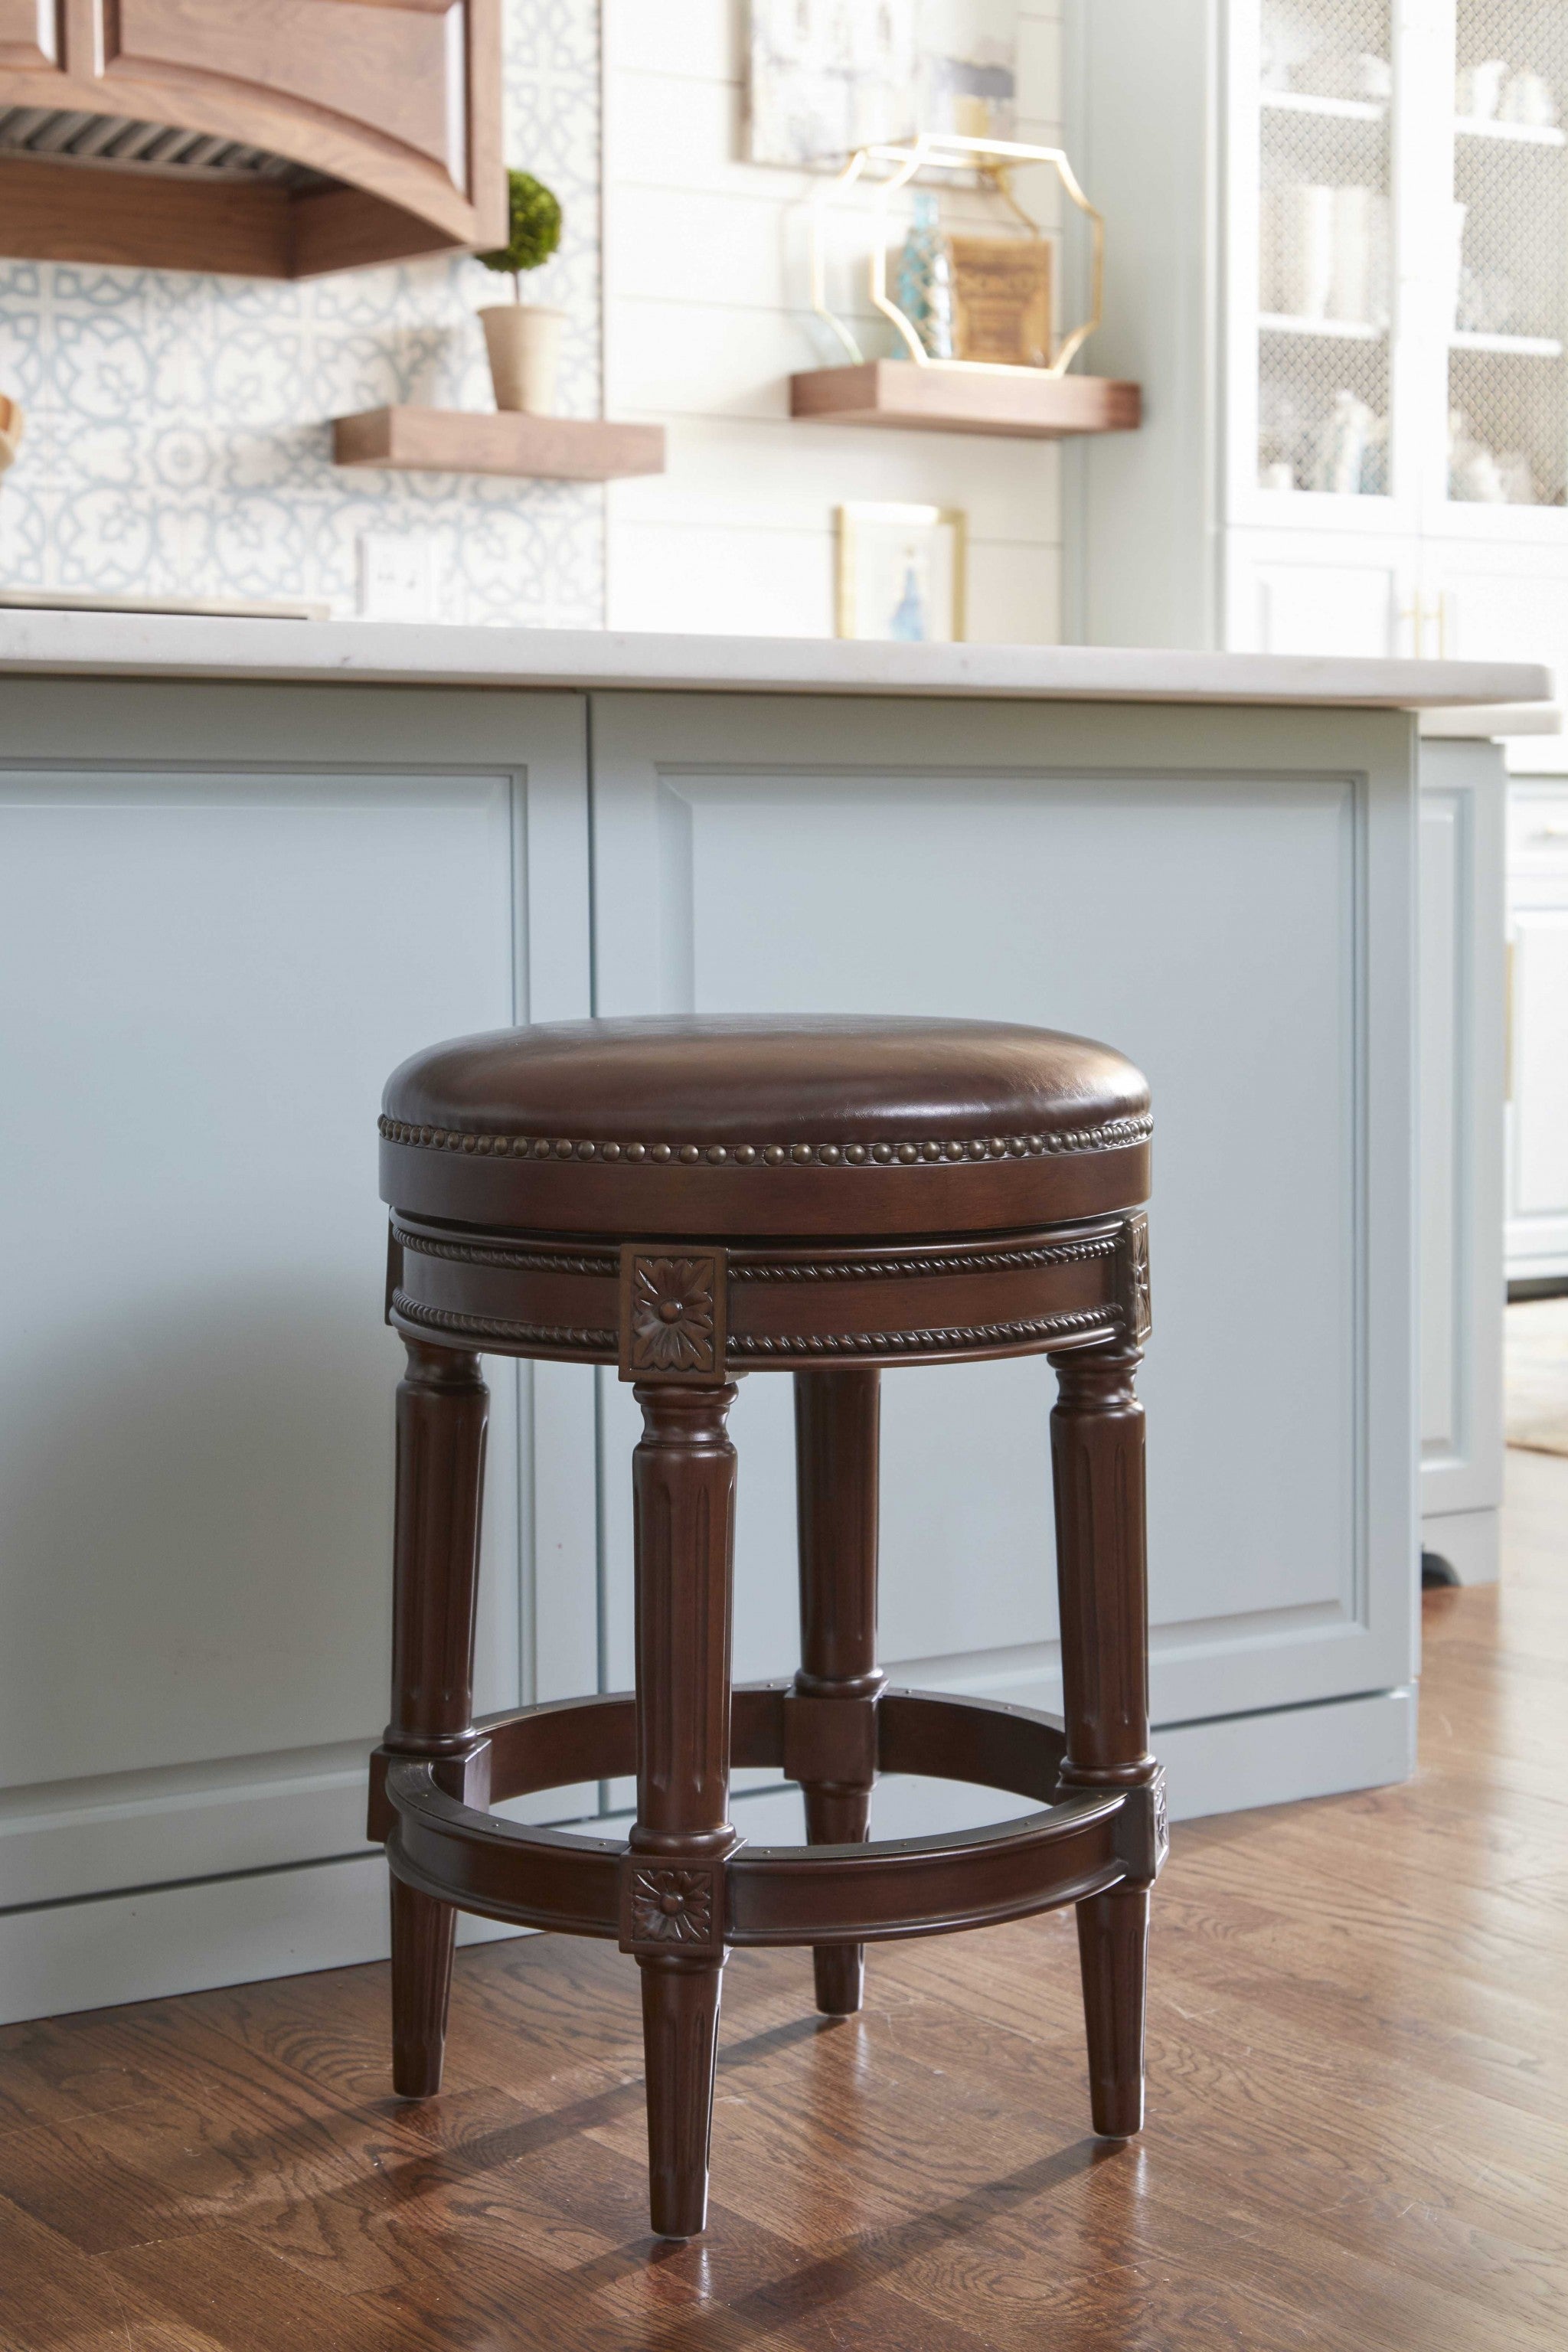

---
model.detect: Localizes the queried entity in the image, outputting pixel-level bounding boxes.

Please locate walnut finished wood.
[2,1455,1562,2350]
[333,407,668,482]
[790,359,1142,438]
[0,0,505,277]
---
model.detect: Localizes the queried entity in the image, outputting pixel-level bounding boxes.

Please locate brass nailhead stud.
[707,1145,727,1163]
[602,1141,621,1161]
[846,1143,868,1164]
[626,1142,647,1161]
[680,1144,701,1162]
[819,1144,843,1164]
[651,1143,672,1162]
[791,1143,813,1164]
[734,1145,756,1164]
[764,1144,786,1164]
[577,1141,596,1159]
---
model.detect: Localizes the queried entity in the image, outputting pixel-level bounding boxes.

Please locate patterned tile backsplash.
[0,1,603,627]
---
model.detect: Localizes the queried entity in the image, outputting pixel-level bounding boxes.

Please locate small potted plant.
[476,169,565,416]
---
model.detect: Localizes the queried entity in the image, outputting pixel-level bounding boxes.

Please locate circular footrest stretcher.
[373,1685,1168,1960]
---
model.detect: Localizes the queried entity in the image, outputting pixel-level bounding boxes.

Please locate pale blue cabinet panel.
[589,694,1417,1750]
[0,684,592,1927]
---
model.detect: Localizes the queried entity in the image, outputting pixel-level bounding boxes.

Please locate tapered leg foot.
[379,1338,488,2106]
[1076,1884,1150,2138]
[803,1785,869,2015]
[627,1380,739,2239]
[1049,1334,1158,2142]
[390,1877,458,2099]
[642,1957,725,2238]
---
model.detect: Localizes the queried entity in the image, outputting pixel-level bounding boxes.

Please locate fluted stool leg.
[384,1339,488,2099]
[627,1381,739,2239]
[792,1367,883,2016]
[1047,1340,1156,2138]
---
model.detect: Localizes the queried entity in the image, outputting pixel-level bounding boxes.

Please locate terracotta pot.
[0,392,23,475]
[479,303,564,416]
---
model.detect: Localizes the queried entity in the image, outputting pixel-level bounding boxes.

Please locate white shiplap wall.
[602,2,1066,642]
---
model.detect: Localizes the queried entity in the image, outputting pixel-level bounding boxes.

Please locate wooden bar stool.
[369,1014,1165,2239]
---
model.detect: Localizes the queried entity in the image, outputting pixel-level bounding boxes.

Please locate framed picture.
[747,0,1015,168]
[836,502,967,643]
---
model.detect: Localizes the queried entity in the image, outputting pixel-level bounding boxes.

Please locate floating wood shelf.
[789,361,1142,439]
[332,408,667,482]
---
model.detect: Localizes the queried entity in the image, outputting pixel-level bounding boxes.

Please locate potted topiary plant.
[476,169,564,416]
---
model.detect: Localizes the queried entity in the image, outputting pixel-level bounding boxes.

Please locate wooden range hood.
[0,1,505,276]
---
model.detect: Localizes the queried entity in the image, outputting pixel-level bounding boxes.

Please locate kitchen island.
[0,614,1547,2020]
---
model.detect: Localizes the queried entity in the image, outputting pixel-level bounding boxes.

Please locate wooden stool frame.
[369,1208,1165,2239]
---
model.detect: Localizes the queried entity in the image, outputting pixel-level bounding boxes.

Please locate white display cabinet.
[1067,0,1568,671]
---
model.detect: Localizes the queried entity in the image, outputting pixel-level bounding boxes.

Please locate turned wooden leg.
[381,1338,488,2100]
[1048,1339,1156,2139]
[792,1367,882,2017]
[626,1381,739,2240]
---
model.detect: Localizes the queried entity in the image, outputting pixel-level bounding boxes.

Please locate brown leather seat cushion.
[380,1014,1151,1239]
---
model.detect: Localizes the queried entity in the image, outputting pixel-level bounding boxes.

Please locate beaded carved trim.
[390,1292,616,1352]
[730,1238,1116,1284]
[728,1307,1116,1360]
[391,1227,617,1277]
[378,1112,1152,1168]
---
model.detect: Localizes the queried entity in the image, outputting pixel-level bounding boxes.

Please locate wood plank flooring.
[4,1450,1566,2349]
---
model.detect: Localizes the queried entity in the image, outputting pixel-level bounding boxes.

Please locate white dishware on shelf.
[1312,388,1375,494]
[1456,58,1510,120]
[1279,182,1335,318]
[1498,70,1558,129]
[1446,199,1468,333]
[1327,185,1387,325]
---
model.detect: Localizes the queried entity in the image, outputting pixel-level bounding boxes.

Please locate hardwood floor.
[4,1452,1566,2350]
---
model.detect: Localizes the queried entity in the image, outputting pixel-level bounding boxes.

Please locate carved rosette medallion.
[1152,1766,1169,1873]
[619,1247,727,1383]
[619,1860,724,1955]
[1119,1211,1152,1343]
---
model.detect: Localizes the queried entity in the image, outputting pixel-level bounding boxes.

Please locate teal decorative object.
[895,192,954,359]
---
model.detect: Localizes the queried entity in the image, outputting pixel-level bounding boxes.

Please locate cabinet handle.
[1400,593,1449,658]
[1527,825,1568,841]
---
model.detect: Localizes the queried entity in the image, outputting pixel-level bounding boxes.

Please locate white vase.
[479,304,564,416]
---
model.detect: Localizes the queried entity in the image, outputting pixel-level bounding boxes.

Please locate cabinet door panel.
[108,1,466,180]
[0,0,57,67]
[0,684,595,1926]
[1253,562,1402,655]
[591,694,1416,1736]
[1417,745,1504,1524]
[1511,909,1568,1215]
[0,770,516,1783]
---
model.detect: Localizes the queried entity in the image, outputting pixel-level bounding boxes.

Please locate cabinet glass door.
[1449,0,1568,508]
[1257,0,1394,494]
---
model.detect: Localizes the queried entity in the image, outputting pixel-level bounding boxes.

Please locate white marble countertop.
[0,610,1552,709]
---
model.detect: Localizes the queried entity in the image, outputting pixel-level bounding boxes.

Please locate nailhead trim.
[379,1112,1152,1167]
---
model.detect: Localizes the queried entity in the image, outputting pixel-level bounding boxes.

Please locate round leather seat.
[380,1014,1151,1238]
